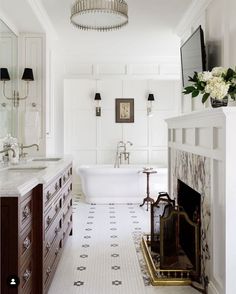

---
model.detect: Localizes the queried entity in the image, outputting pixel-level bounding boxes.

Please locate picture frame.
[115,98,134,123]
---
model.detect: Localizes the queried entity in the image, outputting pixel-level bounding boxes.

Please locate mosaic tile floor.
[48,195,199,294]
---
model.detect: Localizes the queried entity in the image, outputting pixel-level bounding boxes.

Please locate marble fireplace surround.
[166,108,236,294]
[171,149,211,287]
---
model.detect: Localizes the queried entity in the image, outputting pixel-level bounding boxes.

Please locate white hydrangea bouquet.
[183,67,236,104]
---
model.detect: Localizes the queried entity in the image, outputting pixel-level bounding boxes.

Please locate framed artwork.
[115,98,134,123]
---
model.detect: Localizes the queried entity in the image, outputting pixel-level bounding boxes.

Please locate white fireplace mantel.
[166,107,236,294]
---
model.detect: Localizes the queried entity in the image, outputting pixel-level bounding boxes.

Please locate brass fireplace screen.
[142,192,200,286]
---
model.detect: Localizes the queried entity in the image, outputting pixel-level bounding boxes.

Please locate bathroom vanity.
[0,158,73,294]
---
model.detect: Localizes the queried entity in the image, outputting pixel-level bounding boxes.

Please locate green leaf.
[225,68,235,80]
[183,86,195,94]
[202,93,210,103]
[192,90,199,98]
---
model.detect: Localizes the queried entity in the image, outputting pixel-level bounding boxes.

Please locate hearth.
[144,184,201,286]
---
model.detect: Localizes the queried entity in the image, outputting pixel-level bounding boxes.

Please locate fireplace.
[147,185,201,285]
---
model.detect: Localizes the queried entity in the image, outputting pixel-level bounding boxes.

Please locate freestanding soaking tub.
[77,165,168,204]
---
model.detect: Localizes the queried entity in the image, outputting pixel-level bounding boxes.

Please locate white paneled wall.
[64,79,180,167]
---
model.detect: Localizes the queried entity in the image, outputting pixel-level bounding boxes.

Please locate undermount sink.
[32,158,62,162]
[8,166,47,171]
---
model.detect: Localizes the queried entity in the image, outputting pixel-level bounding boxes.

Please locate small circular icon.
[7,275,20,288]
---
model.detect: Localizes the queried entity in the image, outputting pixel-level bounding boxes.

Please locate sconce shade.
[22,68,34,81]
[94,93,101,100]
[148,94,155,101]
[0,68,10,81]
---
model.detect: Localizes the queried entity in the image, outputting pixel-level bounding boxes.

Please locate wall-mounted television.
[180,26,206,87]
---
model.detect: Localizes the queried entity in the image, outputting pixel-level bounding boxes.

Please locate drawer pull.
[67,203,70,210]
[46,267,51,275]
[23,236,31,250]
[46,216,52,226]
[63,193,66,201]
[55,182,59,191]
[46,191,51,200]
[23,269,31,281]
[46,242,51,251]
[63,175,66,182]
[23,205,31,219]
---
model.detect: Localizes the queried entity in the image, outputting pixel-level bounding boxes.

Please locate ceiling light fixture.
[70,0,128,32]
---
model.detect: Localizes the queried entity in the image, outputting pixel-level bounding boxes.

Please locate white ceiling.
[40,0,194,57]
[0,0,194,58]
[41,0,193,34]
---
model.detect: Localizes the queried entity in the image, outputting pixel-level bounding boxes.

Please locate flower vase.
[210,96,228,108]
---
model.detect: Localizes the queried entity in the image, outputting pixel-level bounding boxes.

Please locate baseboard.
[208,281,220,294]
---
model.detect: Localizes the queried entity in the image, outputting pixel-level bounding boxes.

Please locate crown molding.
[26,0,58,41]
[0,8,19,36]
[175,0,214,37]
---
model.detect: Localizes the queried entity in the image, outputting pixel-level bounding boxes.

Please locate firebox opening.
[177,179,201,277]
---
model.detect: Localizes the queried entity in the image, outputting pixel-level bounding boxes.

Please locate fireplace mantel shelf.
[166,108,236,294]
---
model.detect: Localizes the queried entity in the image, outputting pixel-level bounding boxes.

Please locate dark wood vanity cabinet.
[0,163,73,294]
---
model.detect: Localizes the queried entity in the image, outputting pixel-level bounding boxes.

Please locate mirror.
[0,18,18,139]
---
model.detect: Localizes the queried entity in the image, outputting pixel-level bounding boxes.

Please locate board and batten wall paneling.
[64,79,180,167]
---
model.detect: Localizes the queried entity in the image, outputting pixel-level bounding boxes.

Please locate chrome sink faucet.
[19,143,39,158]
[114,140,133,168]
[0,147,16,162]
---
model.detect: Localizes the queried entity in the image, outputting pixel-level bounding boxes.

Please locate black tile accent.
[110,216,116,219]
[135,227,142,230]
[111,253,119,257]
[110,222,116,224]
[74,281,84,286]
[85,228,92,231]
[131,216,137,218]
[110,235,118,238]
[84,236,91,239]
[111,266,120,270]
[133,221,139,224]
[77,266,86,271]
[112,280,122,286]
[87,222,93,225]
[89,211,95,214]
[110,228,117,231]
[110,244,119,247]
[82,244,90,248]
[88,216,94,219]
[80,254,88,258]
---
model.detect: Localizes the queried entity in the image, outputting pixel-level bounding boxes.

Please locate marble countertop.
[0,156,73,197]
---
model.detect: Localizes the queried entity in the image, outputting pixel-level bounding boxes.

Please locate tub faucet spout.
[114,141,133,168]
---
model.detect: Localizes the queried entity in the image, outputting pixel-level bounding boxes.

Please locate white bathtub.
[77,165,168,204]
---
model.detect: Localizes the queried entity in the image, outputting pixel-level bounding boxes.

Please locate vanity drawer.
[19,225,33,265]
[20,257,33,293]
[20,194,32,232]
[62,180,72,205]
[43,176,61,208]
[44,237,62,288]
[62,165,72,186]
[44,217,62,259]
[44,194,62,232]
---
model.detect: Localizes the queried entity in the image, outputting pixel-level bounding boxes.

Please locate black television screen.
[180,26,206,87]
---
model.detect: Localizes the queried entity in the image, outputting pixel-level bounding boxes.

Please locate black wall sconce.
[94,92,101,116]
[0,67,34,107]
[147,93,155,117]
